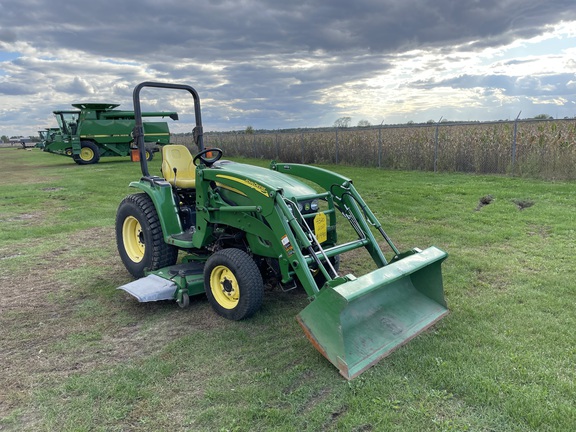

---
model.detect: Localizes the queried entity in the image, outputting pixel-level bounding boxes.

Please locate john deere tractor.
[116,82,449,379]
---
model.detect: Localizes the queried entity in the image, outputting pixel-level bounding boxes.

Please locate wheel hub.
[222,278,233,294]
[122,216,145,263]
[210,266,239,309]
[80,147,94,161]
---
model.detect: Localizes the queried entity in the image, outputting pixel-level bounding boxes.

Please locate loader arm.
[271,162,392,264]
[271,162,449,379]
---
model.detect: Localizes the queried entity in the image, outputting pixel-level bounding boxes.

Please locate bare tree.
[333,117,351,128]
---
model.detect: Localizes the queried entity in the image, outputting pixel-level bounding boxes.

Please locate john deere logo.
[216,175,270,197]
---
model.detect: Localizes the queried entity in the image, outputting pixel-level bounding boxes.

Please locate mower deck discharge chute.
[116,82,449,379]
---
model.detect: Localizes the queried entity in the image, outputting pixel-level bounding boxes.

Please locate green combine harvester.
[42,103,178,164]
[35,128,59,149]
[116,82,449,379]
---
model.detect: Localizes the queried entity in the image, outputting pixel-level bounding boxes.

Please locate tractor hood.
[214,161,318,200]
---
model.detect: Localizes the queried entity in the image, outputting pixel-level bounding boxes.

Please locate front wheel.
[116,193,178,278]
[204,248,264,320]
[145,148,154,161]
[73,140,100,165]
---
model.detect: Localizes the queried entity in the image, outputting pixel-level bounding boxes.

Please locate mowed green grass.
[1,147,575,431]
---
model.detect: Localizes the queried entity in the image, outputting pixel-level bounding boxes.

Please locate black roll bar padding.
[132,81,204,177]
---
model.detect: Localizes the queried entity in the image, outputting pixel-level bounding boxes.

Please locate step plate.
[118,274,177,302]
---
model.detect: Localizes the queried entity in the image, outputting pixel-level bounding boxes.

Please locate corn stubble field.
[177,119,576,180]
[0,136,575,431]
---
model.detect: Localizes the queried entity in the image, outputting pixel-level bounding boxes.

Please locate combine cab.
[116,82,449,379]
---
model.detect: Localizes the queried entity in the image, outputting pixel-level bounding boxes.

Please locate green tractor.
[116,82,449,379]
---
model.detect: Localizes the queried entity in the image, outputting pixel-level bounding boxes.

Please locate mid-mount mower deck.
[116,82,449,379]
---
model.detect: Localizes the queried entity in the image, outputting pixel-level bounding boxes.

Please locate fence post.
[275,132,279,160]
[335,128,339,164]
[378,121,383,168]
[301,131,305,163]
[511,111,521,176]
[434,116,443,173]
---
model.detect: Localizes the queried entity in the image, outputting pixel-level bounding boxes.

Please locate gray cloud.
[5,1,576,58]
[0,28,17,44]
[414,73,576,97]
[1,0,576,135]
[0,81,36,95]
[54,77,96,96]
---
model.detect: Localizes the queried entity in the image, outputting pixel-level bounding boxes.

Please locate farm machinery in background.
[42,103,178,164]
[116,82,449,379]
[35,128,60,149]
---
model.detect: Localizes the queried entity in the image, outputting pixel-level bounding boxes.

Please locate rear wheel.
[116,193,178,278]
[73,140,100,165]
[145,149,154,161]
[204,248,263,320]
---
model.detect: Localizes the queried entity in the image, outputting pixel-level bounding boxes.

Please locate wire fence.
[172,117,576,180]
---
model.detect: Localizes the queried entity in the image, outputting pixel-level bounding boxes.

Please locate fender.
[128,178,183,240]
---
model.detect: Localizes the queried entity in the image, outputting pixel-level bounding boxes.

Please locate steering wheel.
[193,148,223,167]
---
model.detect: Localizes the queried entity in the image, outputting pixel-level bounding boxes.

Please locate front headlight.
[296,199,320,214]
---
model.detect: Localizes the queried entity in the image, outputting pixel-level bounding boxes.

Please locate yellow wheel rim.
[80,147,94,161]
[146,150,151,160]
[122,216,144,263]
[210,265,239,309]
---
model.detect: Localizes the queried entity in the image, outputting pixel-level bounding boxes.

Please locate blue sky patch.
[0,51,21,62]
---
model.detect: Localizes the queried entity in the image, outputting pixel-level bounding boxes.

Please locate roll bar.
[132,82,204,177]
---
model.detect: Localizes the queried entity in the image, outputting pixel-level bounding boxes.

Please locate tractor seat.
[161,145,196,188]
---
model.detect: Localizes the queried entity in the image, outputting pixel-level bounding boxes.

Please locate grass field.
[1,147,575,431]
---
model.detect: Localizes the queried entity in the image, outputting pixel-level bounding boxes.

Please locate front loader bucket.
[297,246,448,380]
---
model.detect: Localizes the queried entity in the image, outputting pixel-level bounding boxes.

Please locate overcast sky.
[1,0,575,137]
